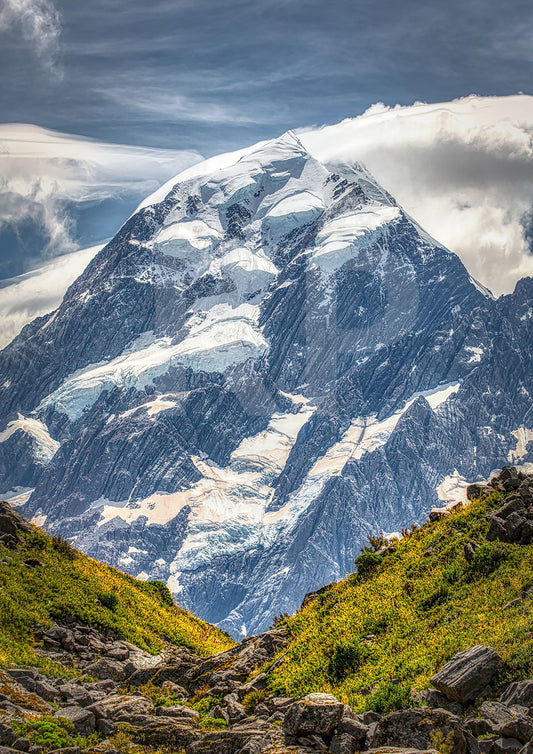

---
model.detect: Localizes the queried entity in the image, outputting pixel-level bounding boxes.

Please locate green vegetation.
[10,715,99,752]
[0,525,234,673]
[270,490,533,711]
[242,688,269,713]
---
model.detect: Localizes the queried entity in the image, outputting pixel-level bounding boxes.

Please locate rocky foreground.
[0,467,532,754]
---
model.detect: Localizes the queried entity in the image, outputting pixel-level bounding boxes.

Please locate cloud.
[0,123,203,268]
[0,0,62,72]
[0,244,102,349]
[299,94,533,296]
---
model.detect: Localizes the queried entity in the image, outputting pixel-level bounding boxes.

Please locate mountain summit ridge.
[0,132,531,636]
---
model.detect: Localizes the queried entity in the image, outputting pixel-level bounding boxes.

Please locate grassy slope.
[270,490,533,712]
[0,527,234,674]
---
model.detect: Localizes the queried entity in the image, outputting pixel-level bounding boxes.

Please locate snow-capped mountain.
[0,131,531,636]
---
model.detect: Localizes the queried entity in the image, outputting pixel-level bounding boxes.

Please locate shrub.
[242,688,268,713]
[51,535,77,561]
[328,640,370,681]
[147,580,174,607]
[12,716,76,751]
[25,532,49,551]
[199,717,228,731]
[97,591,119,611]
[354,551,383,579]
[419,584,449,611]
[364,681,412,714]
[468,542,514,578]
[431,729,456,754]
[191,694,222,714]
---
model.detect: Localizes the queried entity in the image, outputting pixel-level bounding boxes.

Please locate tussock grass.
[270,491,533,711]
[0,525,234,673]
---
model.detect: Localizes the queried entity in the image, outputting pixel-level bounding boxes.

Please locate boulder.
[55,707,95,735]
[283,693,345,742]
[122,717,200,750]
[0,725,16,748]
[89,694,154,721]
[490,739,524,753]
[57,683,92,707]
[83,659,127,682]
[430,645,503,703]
[476,701,533,744]
[369,708,468,753]
[500,680,533,708]
[155,705,199,720]
[185,727,269,754]
[365,749,438,754]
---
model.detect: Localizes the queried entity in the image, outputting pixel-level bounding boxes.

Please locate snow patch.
[309,206,401,274]
[508,427,533,463]
[0,414,59,463]
[436,470,469,504]
[39,304,267,420]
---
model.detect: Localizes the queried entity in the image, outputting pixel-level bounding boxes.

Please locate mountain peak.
[0,128,530,638]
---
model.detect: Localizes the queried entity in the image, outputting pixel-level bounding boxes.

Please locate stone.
[283,693,345,740]
[91,694,154,721]
[467,484,486,501]
[156,705,199,720]
[491,739,524,753]
[33,680,59,702]
[369,708,468,753]
[11,740,30,753]
[0,725,15,748]
[58,683,92,707]
[430,645,503,703]
[121,717,200,750]
[419,687,464,715]
[83,659,127,682]
[55,707,95,735]
[500,680,533,708]
[478,700,533,744]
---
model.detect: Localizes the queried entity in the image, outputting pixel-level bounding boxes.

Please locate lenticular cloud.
[300,94,533,296]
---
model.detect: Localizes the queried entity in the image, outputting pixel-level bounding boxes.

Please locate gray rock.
[430,645,503,703]
[93,694,155,721]
[83,659,127,682]
[11,740,30,753]
[55,707,95,735]
[58,683,92,707]
[369,708,468,753]
[0,725,15,748]
[491,739,524,753]
[283,692,345,740]
[500,680,533,708]
[156,705,199,720]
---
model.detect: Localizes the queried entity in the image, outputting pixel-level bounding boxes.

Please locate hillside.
[269,466,533,713]
[0,468,532,754]
[0,501,233,674]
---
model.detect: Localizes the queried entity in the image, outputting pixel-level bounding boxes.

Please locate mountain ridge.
[0,131,531,636]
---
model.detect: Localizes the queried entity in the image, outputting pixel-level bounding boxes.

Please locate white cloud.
[0,243,102,349]
[299,94,533,296]
[0,0,62,72]
[99,86,271,125]
[0,123,203,261]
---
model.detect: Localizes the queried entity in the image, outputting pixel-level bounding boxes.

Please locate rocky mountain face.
[0,131,531,637]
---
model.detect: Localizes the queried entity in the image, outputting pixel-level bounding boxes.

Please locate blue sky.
[2,0,532,152]
[0,0,532,285]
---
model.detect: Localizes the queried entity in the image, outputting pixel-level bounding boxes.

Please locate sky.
[0,0,532,341]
